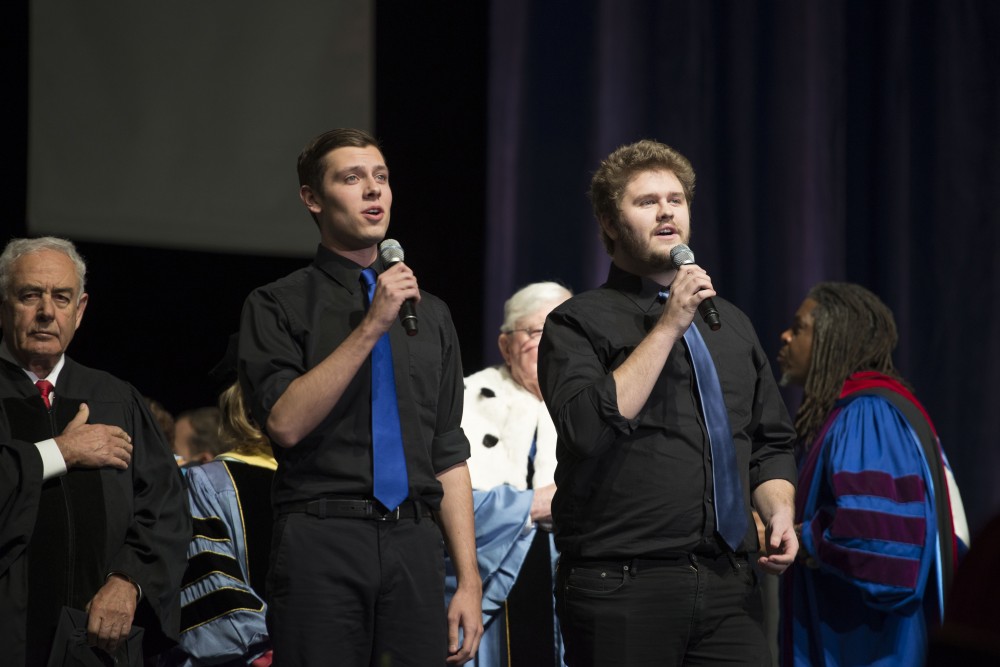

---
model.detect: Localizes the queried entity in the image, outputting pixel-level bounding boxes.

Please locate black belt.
[562,551,747,576]
[276,498,433,521]
[563,554,688,571]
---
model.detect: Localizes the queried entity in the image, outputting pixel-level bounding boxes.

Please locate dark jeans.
[266,512,446,667]
[555,553,768,667]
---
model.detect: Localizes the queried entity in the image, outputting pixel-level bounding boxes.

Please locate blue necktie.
[659,291,747,551]
[361,268,410,510]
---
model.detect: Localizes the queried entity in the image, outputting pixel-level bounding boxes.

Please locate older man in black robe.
[0,236,189,666]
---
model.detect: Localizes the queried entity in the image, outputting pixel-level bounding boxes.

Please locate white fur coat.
[462,365,557,491]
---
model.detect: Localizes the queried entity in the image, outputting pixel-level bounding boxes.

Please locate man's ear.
[498,332,512,367]
[75,293,89,329]
[300,185,322,213]
[598,215,618,242]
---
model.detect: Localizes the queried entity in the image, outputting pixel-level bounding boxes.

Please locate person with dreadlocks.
[776,282,969,667]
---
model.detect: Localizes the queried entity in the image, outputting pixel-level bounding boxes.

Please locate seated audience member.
[169,381,276,667]
[174,406,225,467]
[146,396,184,467]
[146,397,176,445]
[448,281,571,667]
[777,282,969,666]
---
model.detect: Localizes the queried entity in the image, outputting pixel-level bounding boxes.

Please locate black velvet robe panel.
[0,356,190,666]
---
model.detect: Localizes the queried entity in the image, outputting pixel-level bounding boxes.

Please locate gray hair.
[500,281,572,332]
[0,237,87,300]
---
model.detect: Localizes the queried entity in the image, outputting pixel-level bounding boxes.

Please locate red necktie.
[36,380,54,409]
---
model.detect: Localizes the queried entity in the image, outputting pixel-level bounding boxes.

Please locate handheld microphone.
[379,239,418,336]
[669,244,721,331]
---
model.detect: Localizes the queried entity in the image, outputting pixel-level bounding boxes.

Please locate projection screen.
[28,1,373,256]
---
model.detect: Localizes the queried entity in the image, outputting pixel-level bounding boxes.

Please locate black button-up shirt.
[238,245,470,509]
[538,262,796,558]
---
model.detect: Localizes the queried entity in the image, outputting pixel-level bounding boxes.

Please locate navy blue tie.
[361,268,410,510]
[660,290,747,551]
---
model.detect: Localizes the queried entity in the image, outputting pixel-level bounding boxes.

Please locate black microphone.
[379,239,418,336]
[669,244,721,331]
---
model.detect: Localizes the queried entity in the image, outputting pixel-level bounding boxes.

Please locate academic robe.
[0,356,190,666]
[457,365,566,666]
[444,486,540,667]
[783,372,968,667]
[170,453,276,667]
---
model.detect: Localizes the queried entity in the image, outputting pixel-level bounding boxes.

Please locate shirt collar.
[605,261,669,312]
[0,338,66,386]
[313,244,385,295]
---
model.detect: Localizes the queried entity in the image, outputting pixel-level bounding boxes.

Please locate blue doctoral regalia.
[784,374,968,667]
[444,485,563,667]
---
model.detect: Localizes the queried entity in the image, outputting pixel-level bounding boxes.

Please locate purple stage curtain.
[485,0,1000,533]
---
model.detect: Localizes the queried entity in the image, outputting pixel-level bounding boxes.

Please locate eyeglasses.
[504,327,545,339]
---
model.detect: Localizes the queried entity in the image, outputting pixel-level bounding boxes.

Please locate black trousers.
[555,553,768,667]
[266,512,446,667]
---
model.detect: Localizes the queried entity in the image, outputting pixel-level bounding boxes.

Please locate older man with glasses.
[455,281,572,667]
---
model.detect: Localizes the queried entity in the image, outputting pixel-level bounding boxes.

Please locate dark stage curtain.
[3,1,997,535]
[484,0,1000,533]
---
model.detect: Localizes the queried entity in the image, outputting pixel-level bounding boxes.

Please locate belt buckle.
[306,499,328,519]
[373,503,401,521]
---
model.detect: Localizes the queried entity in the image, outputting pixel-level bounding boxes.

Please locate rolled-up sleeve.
[238,287,304,431]
[745,323,798,491]
[429,300,471,473]
[538,307,638,460]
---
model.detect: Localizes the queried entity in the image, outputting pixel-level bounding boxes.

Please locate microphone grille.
[670,244,695,268]
[379,238,405,264]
